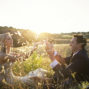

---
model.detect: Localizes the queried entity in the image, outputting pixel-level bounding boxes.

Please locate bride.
[0,32,48,89]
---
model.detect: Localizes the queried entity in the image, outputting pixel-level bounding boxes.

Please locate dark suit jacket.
[53,49,89,82]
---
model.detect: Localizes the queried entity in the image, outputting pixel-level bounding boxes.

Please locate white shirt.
[72,51,80,56]
[50,51,80,68]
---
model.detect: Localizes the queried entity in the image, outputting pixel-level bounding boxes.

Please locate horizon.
[0,25,89,34]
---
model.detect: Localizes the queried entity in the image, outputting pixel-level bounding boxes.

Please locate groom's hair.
[74,35,87,49]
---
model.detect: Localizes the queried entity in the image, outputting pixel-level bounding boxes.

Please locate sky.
[0,0,89,34]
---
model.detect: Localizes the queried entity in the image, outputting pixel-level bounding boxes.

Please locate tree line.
[0,26,89,46]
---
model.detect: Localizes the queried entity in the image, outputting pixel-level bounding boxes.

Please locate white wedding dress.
[0,62,48,88]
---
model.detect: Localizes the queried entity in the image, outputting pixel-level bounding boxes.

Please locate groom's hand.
[54,53,65,64]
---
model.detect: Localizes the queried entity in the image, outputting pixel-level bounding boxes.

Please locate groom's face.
[70,37,80,52]
[5,35,13,47]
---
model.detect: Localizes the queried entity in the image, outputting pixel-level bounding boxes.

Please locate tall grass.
[1,44,89,89]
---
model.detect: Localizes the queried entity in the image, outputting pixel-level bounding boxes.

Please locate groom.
[45,35,89,88]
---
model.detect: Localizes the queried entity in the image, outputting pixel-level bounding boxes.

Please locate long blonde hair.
[0,33,12,53]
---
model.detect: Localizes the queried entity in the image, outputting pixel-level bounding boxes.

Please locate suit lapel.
[70,51,80,63]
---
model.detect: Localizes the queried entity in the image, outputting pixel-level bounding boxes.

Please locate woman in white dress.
[0,33,48,89]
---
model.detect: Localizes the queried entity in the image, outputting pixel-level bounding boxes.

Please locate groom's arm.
[53,51,71,65]
[50,54,71,70]
[50,60,61,71]
[46,49,71,70]
[50,57,71,78]
[50,57,70,71]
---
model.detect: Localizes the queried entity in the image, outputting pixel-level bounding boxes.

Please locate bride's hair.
[1,44,6,53]
[0,32,12,53]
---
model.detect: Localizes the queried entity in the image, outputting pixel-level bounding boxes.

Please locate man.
[45,35,89,88]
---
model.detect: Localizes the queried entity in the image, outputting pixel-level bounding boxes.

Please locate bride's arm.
[0,44,38,64]
[0,53,16,63]
[12,43,38,61]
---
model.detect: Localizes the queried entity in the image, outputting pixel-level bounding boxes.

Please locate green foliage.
[13,51,53,76]
[13,51,43,75]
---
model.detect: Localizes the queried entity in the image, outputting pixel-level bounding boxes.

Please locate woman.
[0,33,48,89]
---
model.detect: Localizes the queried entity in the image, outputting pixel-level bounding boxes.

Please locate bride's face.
[5,35,13,48]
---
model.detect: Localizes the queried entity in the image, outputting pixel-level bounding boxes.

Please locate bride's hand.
[45,41,54,54]
[45,40,55,61]
[32,42,39,51]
